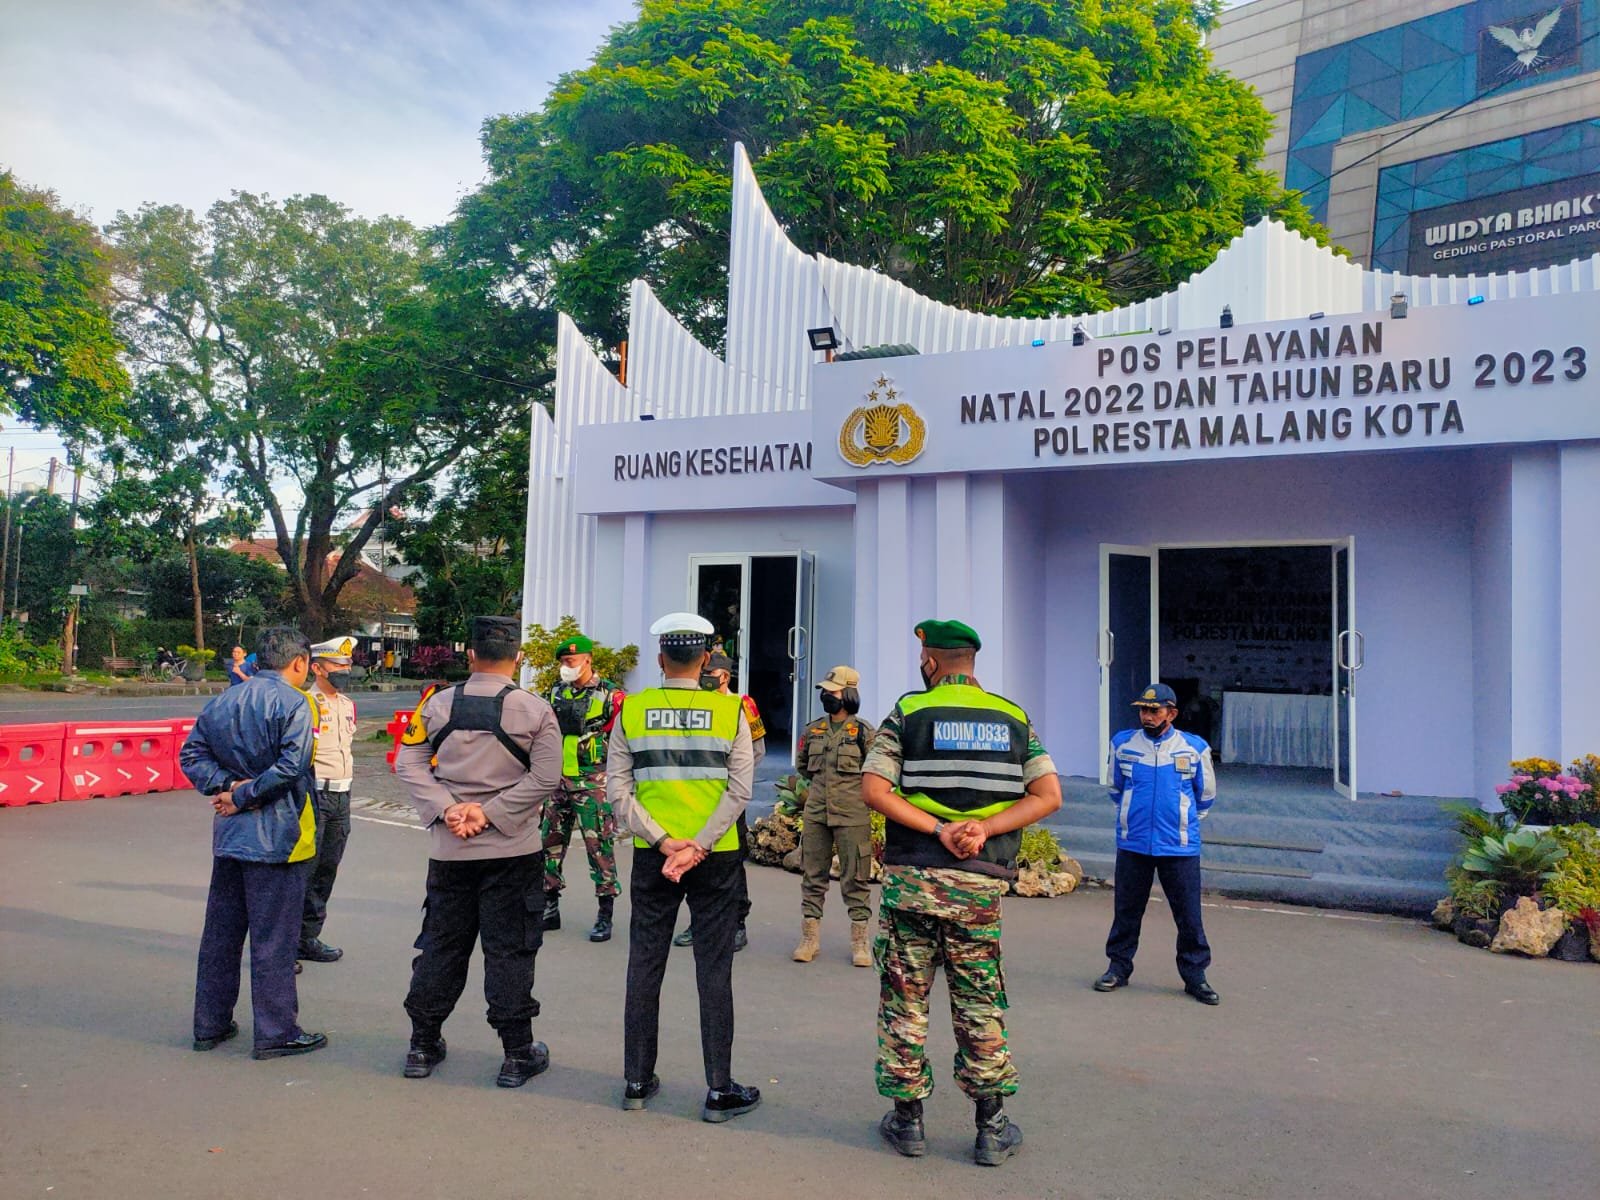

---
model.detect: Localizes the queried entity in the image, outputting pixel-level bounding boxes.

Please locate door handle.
[787,625,808,661]
[1337,630,1365,672]
[1102,629,1115,668]
[1349,630,1364,672]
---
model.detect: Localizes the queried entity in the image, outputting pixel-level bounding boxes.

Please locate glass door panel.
[1099,545,1158,784]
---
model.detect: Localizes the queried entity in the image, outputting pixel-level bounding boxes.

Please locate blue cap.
[1132,683,1178,708]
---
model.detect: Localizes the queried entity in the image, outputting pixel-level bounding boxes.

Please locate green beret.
[914,619,981,651]
[554,634,594,657]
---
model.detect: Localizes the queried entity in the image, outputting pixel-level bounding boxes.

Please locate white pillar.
[1508,447,1562,762]
[1559,443,1600,762]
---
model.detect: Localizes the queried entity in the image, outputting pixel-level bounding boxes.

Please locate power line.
[1288,29,1600,203]
[362,343,544,394]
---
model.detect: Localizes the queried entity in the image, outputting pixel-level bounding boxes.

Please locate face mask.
[820,691,844,715]
[558,665,583,684]
[700,673,720,691]
[919,658,937,690]
[326,670,351,692]
[1141,712,1172,738]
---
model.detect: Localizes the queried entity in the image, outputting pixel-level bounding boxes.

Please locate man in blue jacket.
[1095,683,1220,1005]
[182,626,328,1058]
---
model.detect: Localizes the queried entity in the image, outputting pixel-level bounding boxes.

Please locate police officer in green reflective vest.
[862,619,1062,1168]
[540,632,625,943]
[607,611,761,1123]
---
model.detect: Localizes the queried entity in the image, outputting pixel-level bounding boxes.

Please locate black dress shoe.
[252,1031,328,1060]
[733,924,748,953]
[496,1041,550,1087]
[403,1038,447,1079]
[1185,979,1221,1006]
[879,1100,926,1157]
[1093,971,1128,992]
[702,1081,761,1123]
[672,926,694,947]
[298,939,343,963]
[622,1074,661,1110]
[193,1020,239,1052]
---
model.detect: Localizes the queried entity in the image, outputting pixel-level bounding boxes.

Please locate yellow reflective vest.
[620,687,743,852]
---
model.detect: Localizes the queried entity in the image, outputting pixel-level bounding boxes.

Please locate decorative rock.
[781,847,803,873]
[1549,926,1594,963]
[748,810,801,867]
[1431,898,1456,931]
[1012,865,1078,898]
[1489,896,1568,957]
[1058,855,1084,886]
[1453,915,1495,948]
[1589,924,1600,962]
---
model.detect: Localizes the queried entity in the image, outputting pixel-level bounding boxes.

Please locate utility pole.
[1,447,13,623]
[47,457,59,496]
[11,497,23,614]
[61,447,84,674]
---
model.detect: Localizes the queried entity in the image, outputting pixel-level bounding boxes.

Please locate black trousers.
[300,786,350,945]
[194,856,311,1048]
[625,848,741,1088]
[1106,849,1212,985]
[733,812,752,924]
[404,853,543,1049]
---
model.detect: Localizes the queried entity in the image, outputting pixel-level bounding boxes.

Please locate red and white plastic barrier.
[61,722,177,801]
[0,722,68,806]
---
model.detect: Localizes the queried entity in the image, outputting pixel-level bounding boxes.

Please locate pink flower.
[1494,782,1514,794]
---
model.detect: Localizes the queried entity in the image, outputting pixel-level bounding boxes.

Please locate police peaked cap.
[554,634,594,657]
[649,611,715,648]
[310,635,356,663]
[914,619,982,651]
[470,615,523,642]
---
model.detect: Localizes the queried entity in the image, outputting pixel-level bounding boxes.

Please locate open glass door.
[690,552,812,763]
[787,552,816,760]
[690,555,749,692]
[1332,538,1361,798]
[1099,545,1158,784]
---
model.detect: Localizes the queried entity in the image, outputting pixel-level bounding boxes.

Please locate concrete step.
[1056,801,1459,852]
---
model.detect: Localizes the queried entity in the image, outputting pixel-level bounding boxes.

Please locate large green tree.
[106,193,546,637]
[0,172,128,435]
[463,0,1324,352]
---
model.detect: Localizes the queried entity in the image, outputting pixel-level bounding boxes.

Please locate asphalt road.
[2,779,1597,1199]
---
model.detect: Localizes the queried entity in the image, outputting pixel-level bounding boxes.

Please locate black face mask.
[820,691,844,715]
[700,673,720,692]
[1140,712,1172,738]
[325,670,352,692]
[919,659,937,690]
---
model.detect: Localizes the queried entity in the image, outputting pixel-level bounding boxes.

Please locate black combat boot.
[403,1035,447,1079]
[541,890,561,931]
[588,895,614,943]
[973,1096,1023,1166]
[496,1041,550,1088]
[878,1098,926,1157]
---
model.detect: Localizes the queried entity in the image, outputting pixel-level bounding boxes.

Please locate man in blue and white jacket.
[1095,683,1220,1005]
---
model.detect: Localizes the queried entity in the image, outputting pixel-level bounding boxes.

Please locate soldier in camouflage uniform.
[540,634,625,943]
[862,619,1061,1167]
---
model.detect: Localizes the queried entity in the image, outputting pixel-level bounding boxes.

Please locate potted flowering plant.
[1494,756,1598,827]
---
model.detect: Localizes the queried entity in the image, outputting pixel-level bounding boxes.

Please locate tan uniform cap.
[817,665,860,693]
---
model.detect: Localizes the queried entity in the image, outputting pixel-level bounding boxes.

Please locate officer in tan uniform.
[792,665,876,967]
[299,635,358,965]
[394,616,564,1088]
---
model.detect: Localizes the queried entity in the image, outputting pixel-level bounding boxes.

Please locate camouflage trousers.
[542,776,619,898]
[874,865,1017,1102]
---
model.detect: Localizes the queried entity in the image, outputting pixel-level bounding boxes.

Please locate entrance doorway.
[1098,540,1360,795]
[688,552,815,759]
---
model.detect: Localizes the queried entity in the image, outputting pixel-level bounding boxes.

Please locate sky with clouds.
[0,0,640,499]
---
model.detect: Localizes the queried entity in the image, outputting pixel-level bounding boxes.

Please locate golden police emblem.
[838,377,926,467]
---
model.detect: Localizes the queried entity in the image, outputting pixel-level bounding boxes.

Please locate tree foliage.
[105,192,548,636]
[462,0,1326,351]
[0,172,128,436]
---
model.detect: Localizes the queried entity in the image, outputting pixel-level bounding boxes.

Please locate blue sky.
[1,0,641,228]
[0,0,639,493]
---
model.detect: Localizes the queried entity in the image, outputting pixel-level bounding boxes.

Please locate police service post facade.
[523,144,1600,858]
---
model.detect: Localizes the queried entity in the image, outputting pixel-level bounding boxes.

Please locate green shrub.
[521,616,639,694]
[1458,828,1567,896]
[0,622,64,674]
[1445,865,1503,919]
[1546,825,1600,917]
[773,773,809,814]
[1017,824,1063,869]
[1441,800,1515,840]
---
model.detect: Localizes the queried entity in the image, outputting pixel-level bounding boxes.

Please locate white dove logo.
[1488,6,1565,75]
